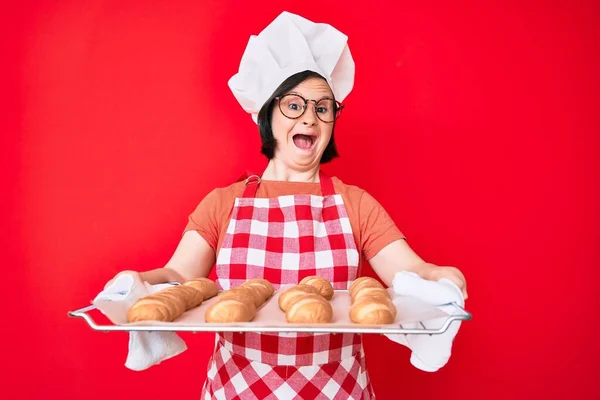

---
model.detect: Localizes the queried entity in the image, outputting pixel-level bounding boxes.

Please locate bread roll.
[235,284,265,308]
[348,277,396,325]
[202,279,275,323]
[127,278,220,323]
[127,298,177,322]
[286,294,333,323]
[150,286,187,317]
[174,285,204,309]
[278,284,321,312]
[299,276,334,300]
[349,277,383,297]
[349,295,396,325]
[217,287,258,314]
[351,286,389,304]
[183,277,219,300]
[241,279,275,304]
[205,299,256,323]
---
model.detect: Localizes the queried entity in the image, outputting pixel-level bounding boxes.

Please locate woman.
[106,11,467,399]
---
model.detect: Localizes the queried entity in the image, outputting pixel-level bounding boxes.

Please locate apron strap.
[239,170,335,198]
[241,174,261,198]
[319,170,335,197]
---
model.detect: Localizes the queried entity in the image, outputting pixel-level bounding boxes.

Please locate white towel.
[385,271,466,372]
[92,273,187,371]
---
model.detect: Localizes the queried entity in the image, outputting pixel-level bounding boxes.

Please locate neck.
[262,159,320,182]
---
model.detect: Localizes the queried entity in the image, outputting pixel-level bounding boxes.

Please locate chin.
[293,153,323,167]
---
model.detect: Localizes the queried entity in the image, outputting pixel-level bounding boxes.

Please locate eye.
[316,99,334,114]
[288,102,302,111]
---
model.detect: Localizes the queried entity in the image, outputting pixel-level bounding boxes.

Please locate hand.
[425,265,468,300]
[103,270,141,290]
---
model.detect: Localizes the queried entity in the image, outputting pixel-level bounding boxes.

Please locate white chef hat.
[228,11,355,123]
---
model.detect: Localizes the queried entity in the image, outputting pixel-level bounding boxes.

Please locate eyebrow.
[287,91,333,101]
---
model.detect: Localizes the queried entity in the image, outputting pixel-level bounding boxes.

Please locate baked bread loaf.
[150,286,187,317]
[277,283,334,323]
[172,285,204,310]
[127,277,220,323]
[349,277,383,299]
[299,276,334,300]
[127,297,178,322]
[183,277,219,300]
[348,277,397,325]
[349,295,396,324]
[240,278,275,307]
[278,284,320,312]
[217,287,258,314]
[351,286,389,304]
[205,298,256,323]
[285,293,333,323]
[204,279,275,323]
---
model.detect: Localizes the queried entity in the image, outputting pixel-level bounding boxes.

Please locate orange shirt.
[184,176,405,272]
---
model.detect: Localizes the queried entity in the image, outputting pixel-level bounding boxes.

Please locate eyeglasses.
[275,94,344,123]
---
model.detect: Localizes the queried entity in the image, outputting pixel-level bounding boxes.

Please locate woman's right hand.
[104,270,141,290]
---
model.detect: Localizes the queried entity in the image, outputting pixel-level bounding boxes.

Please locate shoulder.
[193,180,244,214]
[201,179,246,201]
[331,176,388,213]
[211,180,245,198]
[331,176,368,201]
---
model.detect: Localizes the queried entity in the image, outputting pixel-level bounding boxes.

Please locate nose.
[299,102,318,126]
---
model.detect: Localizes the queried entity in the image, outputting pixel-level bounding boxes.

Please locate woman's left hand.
[424,264,468,300]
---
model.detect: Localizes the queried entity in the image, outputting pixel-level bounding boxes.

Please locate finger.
[446,275,464,290]
[459,282,468,300]
[446,276,467,300]
[104,277,116,290]
[440,268,468,301]
[461,281,468,300]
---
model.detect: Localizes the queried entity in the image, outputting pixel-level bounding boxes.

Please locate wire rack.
[68,291,471,336]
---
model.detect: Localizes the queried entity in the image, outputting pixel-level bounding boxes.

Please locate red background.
[2,1,599,399]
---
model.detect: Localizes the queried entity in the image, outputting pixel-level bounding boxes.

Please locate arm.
[369,239,468,299]
[140,230,216,284]
[357,189,468,299]
[368,239,426,286]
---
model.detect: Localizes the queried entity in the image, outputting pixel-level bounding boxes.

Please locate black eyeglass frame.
[275,94,345,123]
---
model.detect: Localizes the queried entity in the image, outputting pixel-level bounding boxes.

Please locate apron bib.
[201,171,374,399]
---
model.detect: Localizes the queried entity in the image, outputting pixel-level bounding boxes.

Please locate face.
[271,77,335,170]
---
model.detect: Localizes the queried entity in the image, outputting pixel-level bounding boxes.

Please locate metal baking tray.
[68,288,471,335]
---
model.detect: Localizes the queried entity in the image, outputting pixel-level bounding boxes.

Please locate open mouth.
[292,133,317,150]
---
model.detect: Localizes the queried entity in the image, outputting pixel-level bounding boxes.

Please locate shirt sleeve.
[183,188,222,250]
[359,190,406,260]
